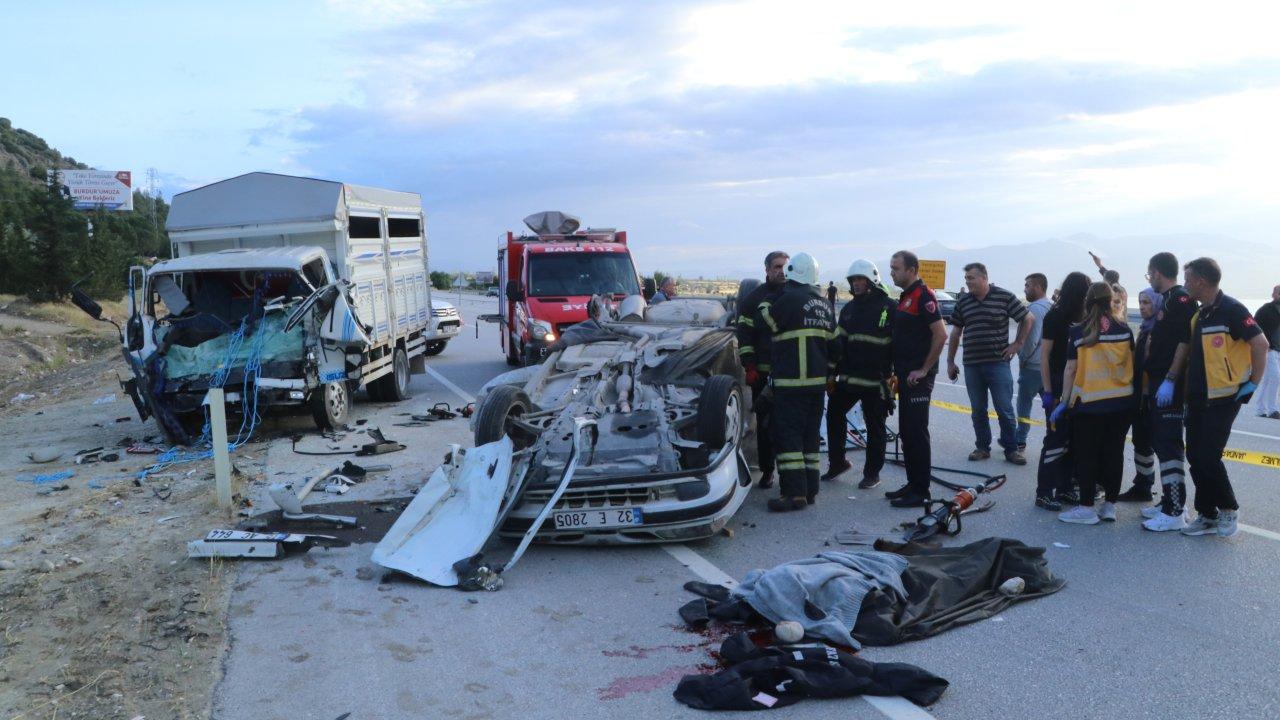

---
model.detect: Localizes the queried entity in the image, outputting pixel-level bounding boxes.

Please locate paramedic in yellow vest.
[1049,282,1135,525]
[1178,257,1269,538]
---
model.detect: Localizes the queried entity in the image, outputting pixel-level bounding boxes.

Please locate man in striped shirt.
[946,262,1036,465]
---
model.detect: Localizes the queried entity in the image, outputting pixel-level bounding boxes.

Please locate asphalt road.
[214,293,1280,720]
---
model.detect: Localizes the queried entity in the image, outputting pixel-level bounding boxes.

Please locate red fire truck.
[498,212,643,365]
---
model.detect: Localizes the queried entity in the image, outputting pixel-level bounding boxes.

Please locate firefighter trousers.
[772,390,824,501]
[895,372,935,495]
[750,381,776,475]
[826,385,887,480]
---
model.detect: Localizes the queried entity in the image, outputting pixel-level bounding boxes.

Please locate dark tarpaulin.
[852,536,1065,646]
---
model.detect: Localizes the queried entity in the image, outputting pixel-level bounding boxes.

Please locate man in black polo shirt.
[946,263,1036,465]
[1179,257,1269,538]
[885,250,948,507]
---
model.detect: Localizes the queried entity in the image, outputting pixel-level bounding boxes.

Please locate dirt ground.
[0,297,473,720]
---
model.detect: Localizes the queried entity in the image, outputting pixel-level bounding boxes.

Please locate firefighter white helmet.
[785,252,820,286]
[845,259,881,283]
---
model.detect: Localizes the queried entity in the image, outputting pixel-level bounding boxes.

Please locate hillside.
[0,117,87,176]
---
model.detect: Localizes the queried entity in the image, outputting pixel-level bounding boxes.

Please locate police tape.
[928,399,1280,470]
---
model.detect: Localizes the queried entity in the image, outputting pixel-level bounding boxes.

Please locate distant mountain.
[0,117,86,178]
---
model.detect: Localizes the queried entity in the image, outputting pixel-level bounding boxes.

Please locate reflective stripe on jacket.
[1072,331,1134,406]
[1193,313,1254,400]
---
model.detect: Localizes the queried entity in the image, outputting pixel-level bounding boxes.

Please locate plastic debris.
[11,393,35,403]
[18,470,75,485]
[92,394,117,405]
[27,448,62,463]
[1052,542,1071,549]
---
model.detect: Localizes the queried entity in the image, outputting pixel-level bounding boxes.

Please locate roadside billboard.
[58,170,134,211]
[919,259,946,290]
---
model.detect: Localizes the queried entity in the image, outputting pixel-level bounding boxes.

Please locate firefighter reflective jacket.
[829,285,896,392]
[1068,317,1134,410]
[736,282,783,373]
[758,281,836,392]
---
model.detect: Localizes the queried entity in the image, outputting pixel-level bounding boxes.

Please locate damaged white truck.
[97,172,439,444]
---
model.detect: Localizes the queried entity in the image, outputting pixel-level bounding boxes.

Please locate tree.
[25,167,86,301]
[652,270,668,288]
[429,271,453,290]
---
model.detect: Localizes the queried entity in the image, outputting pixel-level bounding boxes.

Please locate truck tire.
[424,340,447,356]
[310,381,350,430]
[474,385,534,449]
[368,347,410,402]
[696,374,744,450]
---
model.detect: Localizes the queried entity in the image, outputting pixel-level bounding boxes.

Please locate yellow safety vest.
[1192,310,1254,400]
[1071,327,1134,406]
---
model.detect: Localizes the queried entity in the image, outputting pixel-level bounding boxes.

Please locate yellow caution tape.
[928,399,1280,470]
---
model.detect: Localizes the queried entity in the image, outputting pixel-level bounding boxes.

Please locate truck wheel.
[474,385,534,449]
[695,374,743,450]
[369,347,410,402]
[424,341,447,356]
[310,381,350,430]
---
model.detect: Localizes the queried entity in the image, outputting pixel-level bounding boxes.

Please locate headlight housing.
[529,319,555,342]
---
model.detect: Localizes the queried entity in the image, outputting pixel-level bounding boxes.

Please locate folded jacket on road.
[673,632,948,711]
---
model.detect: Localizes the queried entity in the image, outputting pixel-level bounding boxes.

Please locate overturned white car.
[472,295,753,544]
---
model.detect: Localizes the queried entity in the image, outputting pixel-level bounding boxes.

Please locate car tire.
[423,340,447,356]
[310,380,350,430]
[696,374,744,450]
[473,384,534,449]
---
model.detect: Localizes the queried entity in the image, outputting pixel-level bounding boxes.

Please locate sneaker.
[1142,512,1187,532]
[889,491,931,508]
[1057,490,1081,505]
[1017,443,1027,452]
[821,460,852,482]
[1181,515,1218,536]
[884,483,912,500]
[968,448,991,461]
[1004,450,1027,466]
[1216,510,1239,538]
[1034,495,1062,512]
[1116,485,1154,502]
[857,475,881,489]
[1269,411,1280,420]
[757,471,775,489]
[767,496,808,512]
[1098,502,1117,522]
[1140,505,1163,520]
[1058,506,1100,525]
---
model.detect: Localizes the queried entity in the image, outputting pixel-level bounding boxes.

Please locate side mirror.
[70,287,103,320]
[505,280,525,302]
[642,277,656,301]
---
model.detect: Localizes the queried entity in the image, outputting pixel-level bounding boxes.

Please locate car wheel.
[423,340,447,356]
[696,374,744,450]
[310,381,350,430]
[473,384,535,449]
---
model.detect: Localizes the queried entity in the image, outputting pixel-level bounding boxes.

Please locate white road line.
[1240,524,1280,542]
[662,544,738,588]
[932,381,1280,442]
[425,365,476,404]
[662,544,938,720]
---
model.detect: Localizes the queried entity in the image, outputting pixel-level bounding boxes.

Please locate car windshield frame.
[528,253,640,297]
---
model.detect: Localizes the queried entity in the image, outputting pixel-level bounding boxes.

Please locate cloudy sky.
[5,1,1280,290]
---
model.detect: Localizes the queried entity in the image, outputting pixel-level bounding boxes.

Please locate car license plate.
[552,507,644,530]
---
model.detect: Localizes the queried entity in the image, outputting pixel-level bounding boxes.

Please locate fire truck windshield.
[528,253,640,297]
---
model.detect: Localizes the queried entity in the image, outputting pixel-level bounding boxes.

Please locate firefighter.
[885,251,948,507]
[736,251,789,488]
[756,252,836,511]
[823,259,896,489]
[1178,257,1269,538]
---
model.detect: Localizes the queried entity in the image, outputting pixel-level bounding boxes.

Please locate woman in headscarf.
[1121,287,1164,497]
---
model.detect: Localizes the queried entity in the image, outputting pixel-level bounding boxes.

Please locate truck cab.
[498,213,642,365]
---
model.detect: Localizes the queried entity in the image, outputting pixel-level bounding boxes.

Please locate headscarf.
[1139,286,1164,333]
